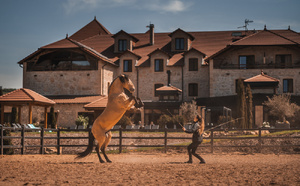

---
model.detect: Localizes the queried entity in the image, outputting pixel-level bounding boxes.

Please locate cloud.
[63,0,191,15]
[146,0,191,13]
[63,0,134,15]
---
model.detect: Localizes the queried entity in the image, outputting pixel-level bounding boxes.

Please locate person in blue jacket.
[182,114,206,164]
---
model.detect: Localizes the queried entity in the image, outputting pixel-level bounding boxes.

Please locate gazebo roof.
[0,88,55,106]
[244,71,279,83]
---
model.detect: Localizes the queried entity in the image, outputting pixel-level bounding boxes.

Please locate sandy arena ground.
[0,153,299,185]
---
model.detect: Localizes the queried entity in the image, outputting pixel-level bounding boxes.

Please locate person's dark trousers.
[187,142,205,163]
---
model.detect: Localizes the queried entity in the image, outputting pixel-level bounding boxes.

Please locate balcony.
[214,62,300,69]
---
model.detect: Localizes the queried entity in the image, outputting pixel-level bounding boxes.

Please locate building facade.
[18,18,300,127]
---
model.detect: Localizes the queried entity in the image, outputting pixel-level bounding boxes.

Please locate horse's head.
[119,74,135,94]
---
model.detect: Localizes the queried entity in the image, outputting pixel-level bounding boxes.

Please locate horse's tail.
[76,130,95,159]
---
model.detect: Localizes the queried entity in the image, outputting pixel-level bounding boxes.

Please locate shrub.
[157,114,172,128]
[75,115,89,129]
[3,127,14,155]
[116,115,131,129]
[157,114,184,129]
[264,94,300,123]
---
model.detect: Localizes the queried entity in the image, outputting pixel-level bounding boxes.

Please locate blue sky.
[0,0,299,89]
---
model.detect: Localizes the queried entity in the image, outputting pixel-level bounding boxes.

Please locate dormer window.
[169,29,194,52]
[112,30,139,53]
[118,39,127,52]
[175,38,184,50]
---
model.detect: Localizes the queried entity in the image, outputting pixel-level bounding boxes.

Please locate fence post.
[57,129,60,155]
[0,126,3,155]
[119,128,122,153]
[258,128,262,153]
[210,129,214,153]
[164,128,167,153]
[40,128,44,154]
[21,125,25,155]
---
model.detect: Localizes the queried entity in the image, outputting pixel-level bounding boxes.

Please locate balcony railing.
[214,63,300,69]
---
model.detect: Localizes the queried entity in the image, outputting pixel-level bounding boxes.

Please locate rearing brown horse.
[76,74,143,163]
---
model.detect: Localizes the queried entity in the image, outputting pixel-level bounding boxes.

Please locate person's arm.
[198,120,205,135]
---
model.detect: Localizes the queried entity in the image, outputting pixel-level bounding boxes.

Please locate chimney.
[167,70,171,86]
[148,24,154,45]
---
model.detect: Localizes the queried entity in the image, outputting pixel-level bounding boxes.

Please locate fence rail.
[0,126,299,155]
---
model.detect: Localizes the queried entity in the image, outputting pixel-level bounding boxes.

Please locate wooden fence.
[0,126,299,155]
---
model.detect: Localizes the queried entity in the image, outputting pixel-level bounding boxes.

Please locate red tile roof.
[232,30,299,46]
[70,18,111,41]
[244,71,279,83]
[0,88,55,105]
[84,96,108,109]
[48,95,104,104]
[156,85,182,92]
[19,18,300,66]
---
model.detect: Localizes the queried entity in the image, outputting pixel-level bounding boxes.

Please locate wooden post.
[44,107,48,129]
[1,104,4,125]
[258,128,262,153]
[57,129,61,155]
[28,104,32,124]
[164,127,167,153]
[119,128,122,153]
[0,125,3,155]
[40,128,44,154]
[210,129,214,153]
[21,125,25,155]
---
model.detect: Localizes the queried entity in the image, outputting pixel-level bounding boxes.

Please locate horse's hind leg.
[95,143,105,163]
[101,131,112,163]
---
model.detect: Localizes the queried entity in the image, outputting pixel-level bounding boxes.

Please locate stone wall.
[209,68,300,97]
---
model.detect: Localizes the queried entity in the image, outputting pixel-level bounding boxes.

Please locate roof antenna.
[238,19,253,32]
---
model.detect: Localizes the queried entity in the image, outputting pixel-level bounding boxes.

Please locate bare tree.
[263,94,300,122]
[180,100,198,124]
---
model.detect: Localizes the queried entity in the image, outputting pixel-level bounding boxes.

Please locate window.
[239,55,255,69]
[118,39,127,52]
[283,79,293,93]
[123,60,132,72]
[154,84,164,97]
[189,58,198,71]
[154,59,164,72]
[275,54,292,68]
[175,38,184,50]
[188,83,198,97]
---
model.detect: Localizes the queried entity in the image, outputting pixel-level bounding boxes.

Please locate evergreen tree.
[48,107,56,128]
[246,84,253,128]
[11,107,18,124]
[237,79,246,128]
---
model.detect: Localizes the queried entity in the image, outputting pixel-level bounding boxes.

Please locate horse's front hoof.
[106,160,112,163]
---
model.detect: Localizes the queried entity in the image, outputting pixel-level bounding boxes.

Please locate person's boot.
[193,153,206,164]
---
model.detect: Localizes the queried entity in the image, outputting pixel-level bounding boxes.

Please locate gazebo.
[0,88,55,127]
[244,71,280,94]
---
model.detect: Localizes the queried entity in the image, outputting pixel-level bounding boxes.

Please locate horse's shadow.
[60,162,95,165]
[167,162,186,164]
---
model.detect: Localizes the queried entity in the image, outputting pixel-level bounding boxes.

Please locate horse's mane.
[108,74,129,94]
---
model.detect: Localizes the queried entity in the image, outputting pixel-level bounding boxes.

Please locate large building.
[17,18,300,128]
